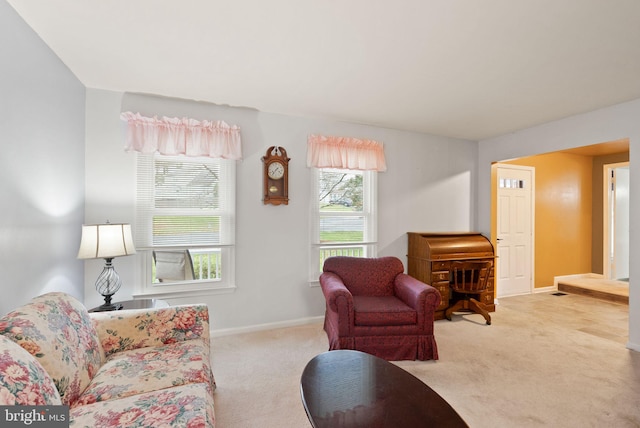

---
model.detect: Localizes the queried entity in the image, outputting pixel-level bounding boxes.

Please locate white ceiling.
[8,0,640,140]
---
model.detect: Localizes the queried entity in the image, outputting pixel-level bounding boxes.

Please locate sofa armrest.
[394,274,441,326]
[89,304,210,357]
[319,272,354,335]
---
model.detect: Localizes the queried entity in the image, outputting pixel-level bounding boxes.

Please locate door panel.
[497,246,510,280]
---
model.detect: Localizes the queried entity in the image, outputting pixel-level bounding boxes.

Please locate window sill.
[133,284,237,300]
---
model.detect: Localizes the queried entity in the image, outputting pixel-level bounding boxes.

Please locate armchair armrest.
[319,272,355,335]
[394,274,441,327]
[90,304,210,358]
[320,273,353,311]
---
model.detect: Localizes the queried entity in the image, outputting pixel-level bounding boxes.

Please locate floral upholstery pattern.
[70,383,215,428]
[0,292,103,405]
[0,292,216,427]
[76,340,214,405]
[320,256,441,361]
[90,305,211,357]
[0,335,62,405]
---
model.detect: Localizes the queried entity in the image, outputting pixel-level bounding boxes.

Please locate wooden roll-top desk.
[407,232,496,320]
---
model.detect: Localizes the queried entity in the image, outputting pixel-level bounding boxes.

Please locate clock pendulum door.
[262,146,290,205]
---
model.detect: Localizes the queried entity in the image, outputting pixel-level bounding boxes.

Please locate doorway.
[604,162,630,281]
[491,139,629,297]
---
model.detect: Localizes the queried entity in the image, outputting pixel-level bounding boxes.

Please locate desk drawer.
[479,290,494,305]
[431,281,450,310]
[432,261,450,271]
[431,271,449,282]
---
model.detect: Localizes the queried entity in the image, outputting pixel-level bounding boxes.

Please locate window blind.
[136,153,235,249]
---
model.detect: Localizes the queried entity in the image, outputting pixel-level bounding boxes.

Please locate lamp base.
[94,258,124,312]
[95,292,123,312]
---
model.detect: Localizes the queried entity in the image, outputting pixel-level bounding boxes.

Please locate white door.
[496,164,534,297]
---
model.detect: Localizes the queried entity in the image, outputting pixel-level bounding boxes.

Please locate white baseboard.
[534,285,557,293]
[493,284,558,305]
[626,341,640,353]
[211,316,324,338]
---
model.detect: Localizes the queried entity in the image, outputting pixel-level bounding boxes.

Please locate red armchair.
[319,256,441,361]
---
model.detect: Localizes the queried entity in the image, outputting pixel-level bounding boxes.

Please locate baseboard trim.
[534,285,557,293]
[626,341,640,353]
[211,316,324,338]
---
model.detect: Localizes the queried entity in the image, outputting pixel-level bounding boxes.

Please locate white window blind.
[136,153,235,249]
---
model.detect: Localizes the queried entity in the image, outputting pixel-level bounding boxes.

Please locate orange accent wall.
[503,153,593,288]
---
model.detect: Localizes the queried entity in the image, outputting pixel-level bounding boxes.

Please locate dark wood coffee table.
[300,350,468,428]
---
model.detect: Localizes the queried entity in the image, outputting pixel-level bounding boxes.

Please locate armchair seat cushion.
[353,296,417,326]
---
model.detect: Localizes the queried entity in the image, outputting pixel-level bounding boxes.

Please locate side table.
[89,299,169,313]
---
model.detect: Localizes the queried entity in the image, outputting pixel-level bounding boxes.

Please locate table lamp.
[77,222,136,311]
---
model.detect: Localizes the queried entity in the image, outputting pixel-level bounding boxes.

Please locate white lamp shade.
[77,223,136,259]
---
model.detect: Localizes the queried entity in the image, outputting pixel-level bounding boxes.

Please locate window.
[136,153,235,295]
[309,168,377,280]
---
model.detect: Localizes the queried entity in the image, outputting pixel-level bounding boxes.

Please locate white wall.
[84,90,478,332]
[477,98,640,351]
[0,1,85,315]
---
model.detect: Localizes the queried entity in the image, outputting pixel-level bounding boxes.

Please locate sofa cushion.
[74,340,215,406]
[90,304,211,358]
[353,296,417,326]
[70,382,215,428]
[0,292,103,405]
[0,335,62,405]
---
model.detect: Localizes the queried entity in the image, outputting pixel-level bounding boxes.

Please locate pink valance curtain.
[306,134,387,171]
[120,111,242,160]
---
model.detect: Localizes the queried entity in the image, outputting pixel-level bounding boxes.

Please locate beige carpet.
[211,292,640,427]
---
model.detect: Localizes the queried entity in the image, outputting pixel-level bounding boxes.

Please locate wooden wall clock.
[262,146,290,205]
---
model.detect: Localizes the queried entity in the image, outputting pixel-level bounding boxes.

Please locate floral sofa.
[0,292,216,427]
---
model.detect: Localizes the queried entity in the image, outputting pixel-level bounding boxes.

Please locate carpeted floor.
[211,292,640,427]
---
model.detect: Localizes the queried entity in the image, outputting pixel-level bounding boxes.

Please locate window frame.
[134,153,236,298]
[309,167,377,283]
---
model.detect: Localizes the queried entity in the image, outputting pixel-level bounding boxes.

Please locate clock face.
[268,161,285,179]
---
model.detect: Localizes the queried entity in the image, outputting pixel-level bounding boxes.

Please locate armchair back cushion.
[322,256,404,296]
[0,292,103,406]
